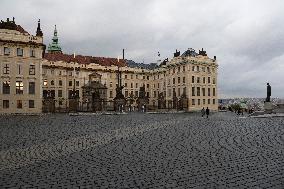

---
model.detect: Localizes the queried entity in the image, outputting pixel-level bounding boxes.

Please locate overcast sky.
[1,0,284,98]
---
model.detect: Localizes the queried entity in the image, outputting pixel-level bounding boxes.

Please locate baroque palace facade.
[0,18,218,113]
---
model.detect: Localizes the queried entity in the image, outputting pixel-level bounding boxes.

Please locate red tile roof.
[44,52,126,67]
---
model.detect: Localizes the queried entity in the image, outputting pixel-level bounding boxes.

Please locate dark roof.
[16,25,29,34]
[44,52,126,67]
[181,48,198,57]
[0,18,29,34]
[126,60,159,70]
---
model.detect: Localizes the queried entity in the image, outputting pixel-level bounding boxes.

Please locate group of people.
[201,107,210,118]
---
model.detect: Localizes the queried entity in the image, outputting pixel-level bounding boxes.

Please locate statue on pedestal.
[266,83,271,102]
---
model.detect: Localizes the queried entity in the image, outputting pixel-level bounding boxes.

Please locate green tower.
[47,25,62,53]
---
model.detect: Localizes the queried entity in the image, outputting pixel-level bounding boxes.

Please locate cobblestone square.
[0,112,283,188]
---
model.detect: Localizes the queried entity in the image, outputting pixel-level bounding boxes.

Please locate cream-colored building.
[0,18,45,113]
[0,19,218,113]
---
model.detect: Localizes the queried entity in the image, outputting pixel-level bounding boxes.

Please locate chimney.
[214,56,216,60]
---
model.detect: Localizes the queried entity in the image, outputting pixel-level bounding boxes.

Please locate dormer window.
[4,47,10,55]
[17,48,23,56]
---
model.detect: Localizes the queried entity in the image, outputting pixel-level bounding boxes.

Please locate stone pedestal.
[114,98,126,112]
[273,104,284,113]
[69,99,78,112]
[264,102,273,113]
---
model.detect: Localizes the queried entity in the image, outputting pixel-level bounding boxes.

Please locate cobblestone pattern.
[0,112,283,188]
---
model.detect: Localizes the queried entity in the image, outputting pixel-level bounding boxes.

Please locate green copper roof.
[47,25,62,53]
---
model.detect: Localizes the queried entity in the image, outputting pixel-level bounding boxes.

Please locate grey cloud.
[0,0,283,98]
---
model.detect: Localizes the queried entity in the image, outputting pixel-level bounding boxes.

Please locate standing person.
[206,107,210,118]
[201,107,205,117]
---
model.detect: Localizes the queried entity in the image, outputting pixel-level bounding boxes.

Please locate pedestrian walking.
[201,107,205,117]
[206,107,210,118]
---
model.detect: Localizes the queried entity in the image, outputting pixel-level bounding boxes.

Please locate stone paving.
[0,112,283,188]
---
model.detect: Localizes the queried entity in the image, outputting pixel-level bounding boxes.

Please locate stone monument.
[264,83,273,113]
[137,85,149,112]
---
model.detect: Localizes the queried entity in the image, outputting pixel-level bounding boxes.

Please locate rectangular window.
[125,75,128,79]
[208,88,211,96]
[213,99,216,105]
[207,67,210,73]
[178,67,180,72]
[3,81,10,94]
[203,77,206,84]
[192,76,195,83]
[168,89,171,97]
[147,84,149,88]
[192,99,195,105]
[183,66,185,72]
[192,87,195,96]
[208,77,211,84]
[125,90,128,97]
[17,100,22,109]
[29,82,35,94]
[3,100,9,109]
[197,87,200,96]
[43,79,48,86]
[135,91,138,97]
[17,48,23,56]
[29,65,35,75]
[131,83,133,88]
[4,47,10,55]
[173,78,175,84]
[208,99,211,104]
[59,80,62,86]
[147,76,149,80]
[158,83,160,88]
[197,77,200,83]
[198,99,200,105]
[147,92,149,97]
[29,100,35,108]
[30,49,35,57]
[16,81,23,94]
[3,64,9,74]
[76,81,79,86]
[69,81,72,87]
[178,88,180,96]
[58,90,62,97]
[183,87,186,95]
[69,71,73,76]
[192,66,195,71]
[197,66,199,72]
[202,88,205,96]
[17,64,22,75]
[183,77,186,83]
[110,91,113,98]
[178,77,180,83]
[76,90,79,98]
[213,88,216,96]
[213,78,216,84]
[135,83,138,88]
[203,99,206,105]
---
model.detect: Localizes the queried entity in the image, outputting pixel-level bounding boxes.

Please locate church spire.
[47,25,62,53]
[36,19,43,37]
